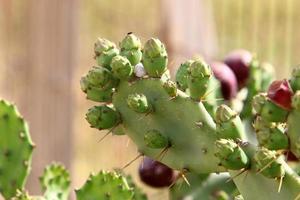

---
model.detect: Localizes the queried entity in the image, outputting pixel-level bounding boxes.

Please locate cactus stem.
[122,153,143,169]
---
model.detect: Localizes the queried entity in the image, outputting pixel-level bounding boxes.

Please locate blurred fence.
[0,0,300,199]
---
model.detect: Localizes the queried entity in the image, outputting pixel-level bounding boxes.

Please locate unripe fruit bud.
[85,66,118,90]
[120,33,142,65]
[144,130,168,149]
[224,49,252,88]
[292,91,300,111]
[127,93,152,113]
[111,55,133,80]
[215,105,237,123]
[142,38,168,77]
[176,60,193,91]
[86,106,120,130]
[253,147,284,179]
[139,157,175,188]
[215,139,249,170]
[94,38,116,56]
[267,79,293,110]
[252,93,288,122]
[96,48,119,69]
[163,80,177,97]
[187,59,212,100]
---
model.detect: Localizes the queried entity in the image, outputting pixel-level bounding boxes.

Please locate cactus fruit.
[120,33,142,66]
[0,100,34,199]
[86,105,120,130]
[39,163,70,200]
[94,38,119,69]
[76,170,140,200]
[142,38,168,77]
[210,62,238,100]
[267,79,293,110]
[224,49,252,88]
[82,35,300,200]
[215,139,249,170]
[138,157,175,188]
[111,55,133,80]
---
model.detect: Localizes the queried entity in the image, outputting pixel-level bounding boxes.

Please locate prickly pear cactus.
[81,34,300,200]
[0,100,34,199]
[39,163,70,200]
[75,170,145,200]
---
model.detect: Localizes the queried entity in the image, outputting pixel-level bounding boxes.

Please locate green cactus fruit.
[287,91,300,158]
[75,171,135,200]
[187,59,212,100]
[86,105,120,130]
[94,38,119,69]
[215,105,245,140]
[163,79,177,97]
[0,100,34,199]
[94,38,116,56]
[39,163,70,200]
[96,48,119,69]
[142,38,168,77]
[111,55,133,80]
[126,93,152,113]
[290,67,300,91]
[176,60,193,91]
[253,147,284,179]
[215,139,249,170]
[252,93,288,122]
[85,66,118,90]
[120,33,142,65]
[253,117,288,150]
[80,76,113,103]
[144,129,169,149]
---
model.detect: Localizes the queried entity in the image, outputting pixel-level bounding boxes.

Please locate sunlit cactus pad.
[0,100,34,199]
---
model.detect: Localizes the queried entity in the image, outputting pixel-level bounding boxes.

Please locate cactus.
[81,34,300,200]
[0,100,34,199]
[75,170,146,200]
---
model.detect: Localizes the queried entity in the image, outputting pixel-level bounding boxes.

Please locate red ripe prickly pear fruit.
[224,49,252,88]
[267,79,293,110]
[138,157,175,188]
[287,151,299,162]
[210,62,238,100]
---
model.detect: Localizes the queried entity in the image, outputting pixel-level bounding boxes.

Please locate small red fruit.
[210,62,238,100]
[267,79,293,110]
[138,157,175,188]
[224,49,252,89]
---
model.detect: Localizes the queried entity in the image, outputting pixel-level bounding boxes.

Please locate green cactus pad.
[113,79,222,173]
[75,171,135,200]
[0,100,34,199]
[86,105,121,130]
[39,163,70,200]
[144,129,169,149]
[142,38,168,77]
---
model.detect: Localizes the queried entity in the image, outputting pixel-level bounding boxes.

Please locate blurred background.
[0,0,299,199]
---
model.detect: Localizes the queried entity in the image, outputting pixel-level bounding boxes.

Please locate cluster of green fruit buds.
[120,33,143,66]
[94,38,119,69]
